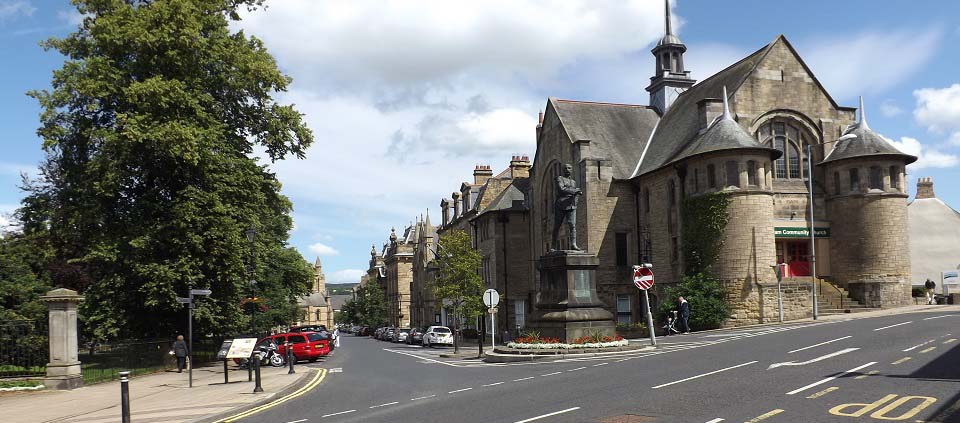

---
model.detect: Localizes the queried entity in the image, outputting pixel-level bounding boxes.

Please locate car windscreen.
[306,333,325,342]
[432,327,451,333]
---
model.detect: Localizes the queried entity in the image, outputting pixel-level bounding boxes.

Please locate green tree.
[0,232,52,321]
[431,229,482,353]
[657,273,731,331]
[20,0,313,341]
[340,283,385,328]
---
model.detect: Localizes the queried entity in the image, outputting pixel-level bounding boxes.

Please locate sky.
[2,1,960,284]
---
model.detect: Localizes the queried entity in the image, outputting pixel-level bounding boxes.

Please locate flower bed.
[506,334,628,350]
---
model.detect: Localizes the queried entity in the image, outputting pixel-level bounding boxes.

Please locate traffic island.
[482,343,655,363]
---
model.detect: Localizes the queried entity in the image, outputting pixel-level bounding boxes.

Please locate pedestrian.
[172,335,188,373]
[333,327,340,348]
[925,279,937,305]
[678,296,691,335]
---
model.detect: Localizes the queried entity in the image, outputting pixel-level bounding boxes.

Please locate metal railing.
[79,338,224,385]
[817,278,844,310]
[0,319,48,379]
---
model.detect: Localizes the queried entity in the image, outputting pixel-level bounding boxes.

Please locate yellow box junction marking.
[891,357,912,365]
[807,386,839,399]
[919,347,937,354]
[855,370,880,380]
[213,368,327,423]
[745,409,784,422]
[830,394,936,420]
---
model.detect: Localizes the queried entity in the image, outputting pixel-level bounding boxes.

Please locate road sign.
[190,289,212,296]
[225,338,258,359]
[488,307,498,314]
[633,265,654,290]
[176,297,191,304]
[483,289,500,307]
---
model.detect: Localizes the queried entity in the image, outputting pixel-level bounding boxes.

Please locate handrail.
[817,278,843,310]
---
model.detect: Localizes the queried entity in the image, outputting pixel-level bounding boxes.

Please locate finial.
[721,86,732,121]
[858,96,869,130]
[664,0,673,36]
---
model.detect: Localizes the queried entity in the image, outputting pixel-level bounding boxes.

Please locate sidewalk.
[1,362,314,423]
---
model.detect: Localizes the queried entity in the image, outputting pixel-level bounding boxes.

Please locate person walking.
[925,279,937,305]
[173,335,189,373]
[333,327,340,348]
[678,296,691,335]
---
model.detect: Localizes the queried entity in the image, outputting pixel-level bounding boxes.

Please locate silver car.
[422,326,453,347]
[392,328,411,343]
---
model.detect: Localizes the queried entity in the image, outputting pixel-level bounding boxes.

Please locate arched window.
[869,166,882,190]
[889,166,900,190]
[707,164,717,189]
[833,172,841,195]
[757,120,810,180]
[849,168,860,192]
[693,168,700,193]
[747,161,758,186]
[725,161,739,188]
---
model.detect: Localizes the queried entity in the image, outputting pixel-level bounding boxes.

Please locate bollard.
[287,343,295,374]
[253,350,263,393]
[223,359,229,384]
[119,371,131,423]
[247,358,252,381]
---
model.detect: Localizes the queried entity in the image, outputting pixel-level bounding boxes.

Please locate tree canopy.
[431,229,483,351]
[19,0,314,340]
[340,283,386,328]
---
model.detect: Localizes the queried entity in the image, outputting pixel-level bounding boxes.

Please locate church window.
[849,168,860,192]
[617,295,633,324]
[833,172,841,195]
[747,161,758,186]
[693,168,700,193]
[615,233,628,266]
[869,166,882,190]
[757,120,810,180]
[890,166,900,190]
[725,161,739,188]
[707,164,717,189]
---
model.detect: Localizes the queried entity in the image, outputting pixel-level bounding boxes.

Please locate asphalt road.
[237,309,960,423]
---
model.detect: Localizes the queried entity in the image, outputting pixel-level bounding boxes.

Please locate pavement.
[1,358,320,423]
[233,304,960,423]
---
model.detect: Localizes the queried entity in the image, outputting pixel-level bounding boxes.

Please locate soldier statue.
[552,163,582,251]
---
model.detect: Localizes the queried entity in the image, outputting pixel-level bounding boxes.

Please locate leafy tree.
[680,192,731,276]
[20,0,313,341]
[430,229,483,353]
[340,283,386,328]
[657,272,731,331]
[0,232,51,321]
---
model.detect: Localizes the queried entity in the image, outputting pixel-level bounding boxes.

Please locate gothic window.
[707,164,717,189]
[747,161,758,186]
[869,166,882,190]
[725,161,739,188]
[890,166,900,190]
[757,120,810,180]
[615,233,628,266]
[833,172,841,195]
[849,168,860,192]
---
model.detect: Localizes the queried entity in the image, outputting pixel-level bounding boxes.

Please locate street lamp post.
[245,226,257,336]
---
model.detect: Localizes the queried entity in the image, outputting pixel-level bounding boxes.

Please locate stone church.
[528,1,916,327]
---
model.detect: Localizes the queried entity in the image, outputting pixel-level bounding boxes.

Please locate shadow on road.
[885,342,960,422]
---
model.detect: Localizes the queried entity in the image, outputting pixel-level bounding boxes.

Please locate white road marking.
[287,420,308,423]
[514,407,581,423]
[383,349,458,367]
[652,361,758,389]
[903,339,936,352]
[785,362,876,395]
[448,387,473,394]
[705,419,725,423]
[787,336,852,354]
[482,382,504,387]
[873,321,912,331]
[369,401,398,409]
[593,363,608,367]
[923,315,954,320]
[410,395,436,401]
[541,371,562,376]
[567,366,587,372]
[513,376,535,382]
[321,410,356,418]
[768,348,860,369]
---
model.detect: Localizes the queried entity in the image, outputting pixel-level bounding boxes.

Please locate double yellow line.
[214,368,327,422]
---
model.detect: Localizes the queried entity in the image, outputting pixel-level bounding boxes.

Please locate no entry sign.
[633,265,654,290]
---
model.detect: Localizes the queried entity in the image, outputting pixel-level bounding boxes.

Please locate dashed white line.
[786,362,876,395]
[514,407,581,423]
[923,315,954,320]
[787,336,852,354]
[287,419,308,423]
[513,376,535,382]
[593,363,609,367]
[541,371,562,376]
[369,401,398,409]
[652,361,758,389]
[448,387,473,394]
[410,395,436,401]
[903,339,936,352]
[873,321,912,331]
[705,419,725,423]
[321,410,356,418]
[482,382,504,387]
[567,366,587,372]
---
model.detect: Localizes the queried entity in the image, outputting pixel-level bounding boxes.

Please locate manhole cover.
[598,414,657,423]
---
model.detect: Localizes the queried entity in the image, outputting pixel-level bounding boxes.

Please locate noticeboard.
[216,340,233,360]
[225,338,258,359]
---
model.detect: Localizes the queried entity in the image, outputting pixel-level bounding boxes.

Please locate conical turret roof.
[820,97,917,166]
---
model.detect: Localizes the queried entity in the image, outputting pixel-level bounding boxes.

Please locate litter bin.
[936,295,948,305]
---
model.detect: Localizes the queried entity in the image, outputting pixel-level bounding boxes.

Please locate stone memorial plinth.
[530,251,615,342]
[42,288,84,390]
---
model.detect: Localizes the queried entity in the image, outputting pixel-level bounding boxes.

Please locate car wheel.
[309,357,318,363]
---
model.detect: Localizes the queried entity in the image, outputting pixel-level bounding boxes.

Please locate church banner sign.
[774,227,830,238]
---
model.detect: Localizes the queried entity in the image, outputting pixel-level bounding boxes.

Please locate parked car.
[392,328,411,343]
[290,325,327,333]
[383,327,396,341]
[406,327,424,345]
[422,326,453,347]
[270,332,331,364]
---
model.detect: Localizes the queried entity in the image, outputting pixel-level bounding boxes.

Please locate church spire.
[858,96,869,130]
[721,86,732,121]
[647,0,695,114]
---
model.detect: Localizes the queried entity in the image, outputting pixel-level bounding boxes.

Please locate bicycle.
[662,310,680,336]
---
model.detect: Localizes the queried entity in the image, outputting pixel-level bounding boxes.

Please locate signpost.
[217,340,233,384]
[632,265,657,347]
[182,281,212,388]
[772,264,785,323]
[483,289,500,347]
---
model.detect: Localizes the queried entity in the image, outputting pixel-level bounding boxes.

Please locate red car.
[271,331,330,363]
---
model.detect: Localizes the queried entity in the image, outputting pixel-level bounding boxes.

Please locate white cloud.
[950,132,960,146]
[326,269,365,284]
[57,9,84,26]
[886,136,959,170]
[802,29,941,100]
[308,242,340,256]
[0,1,35,21]
[913,84,960,133]
[879,99,903,117]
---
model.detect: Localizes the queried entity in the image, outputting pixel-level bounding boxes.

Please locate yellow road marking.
[745,409,784,422]
[891,357,912,365]
[919,347,937,354]
[855,370,880,380]
[213,368,327,423]
[944,338,957,344]
[806,386,839,399]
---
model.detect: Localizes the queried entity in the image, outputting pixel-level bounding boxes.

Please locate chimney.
[440,199,451,226]
[536,111,545,145]
[473,165,493,185]
[916,177,935,199]
[452,191,461,218]
[510,155,531,179]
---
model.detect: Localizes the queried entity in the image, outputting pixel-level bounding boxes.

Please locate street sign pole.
[643,289,656,347]
[482,289,500,350]
[188,281,193,388]
[633,265,657,347]
[491,308,496,348]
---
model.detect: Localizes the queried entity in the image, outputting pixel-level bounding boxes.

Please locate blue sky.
[2,0,959,284]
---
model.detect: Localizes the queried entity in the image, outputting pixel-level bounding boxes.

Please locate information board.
[225,338,258,359]
[216,340,233,360]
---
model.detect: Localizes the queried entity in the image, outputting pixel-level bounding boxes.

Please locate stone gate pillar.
[42,288,84,390]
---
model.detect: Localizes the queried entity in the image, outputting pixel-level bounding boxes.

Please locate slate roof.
[666,116,782,166]
[819,121,917,166]
[474,178,530,218]
[297,292,327,308]
[550,99,660,179]
[328,294,351,310]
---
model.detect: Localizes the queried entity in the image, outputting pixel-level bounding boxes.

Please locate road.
[234,309,960,423]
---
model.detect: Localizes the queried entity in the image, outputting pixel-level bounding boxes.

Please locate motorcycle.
[237,342,285,368]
